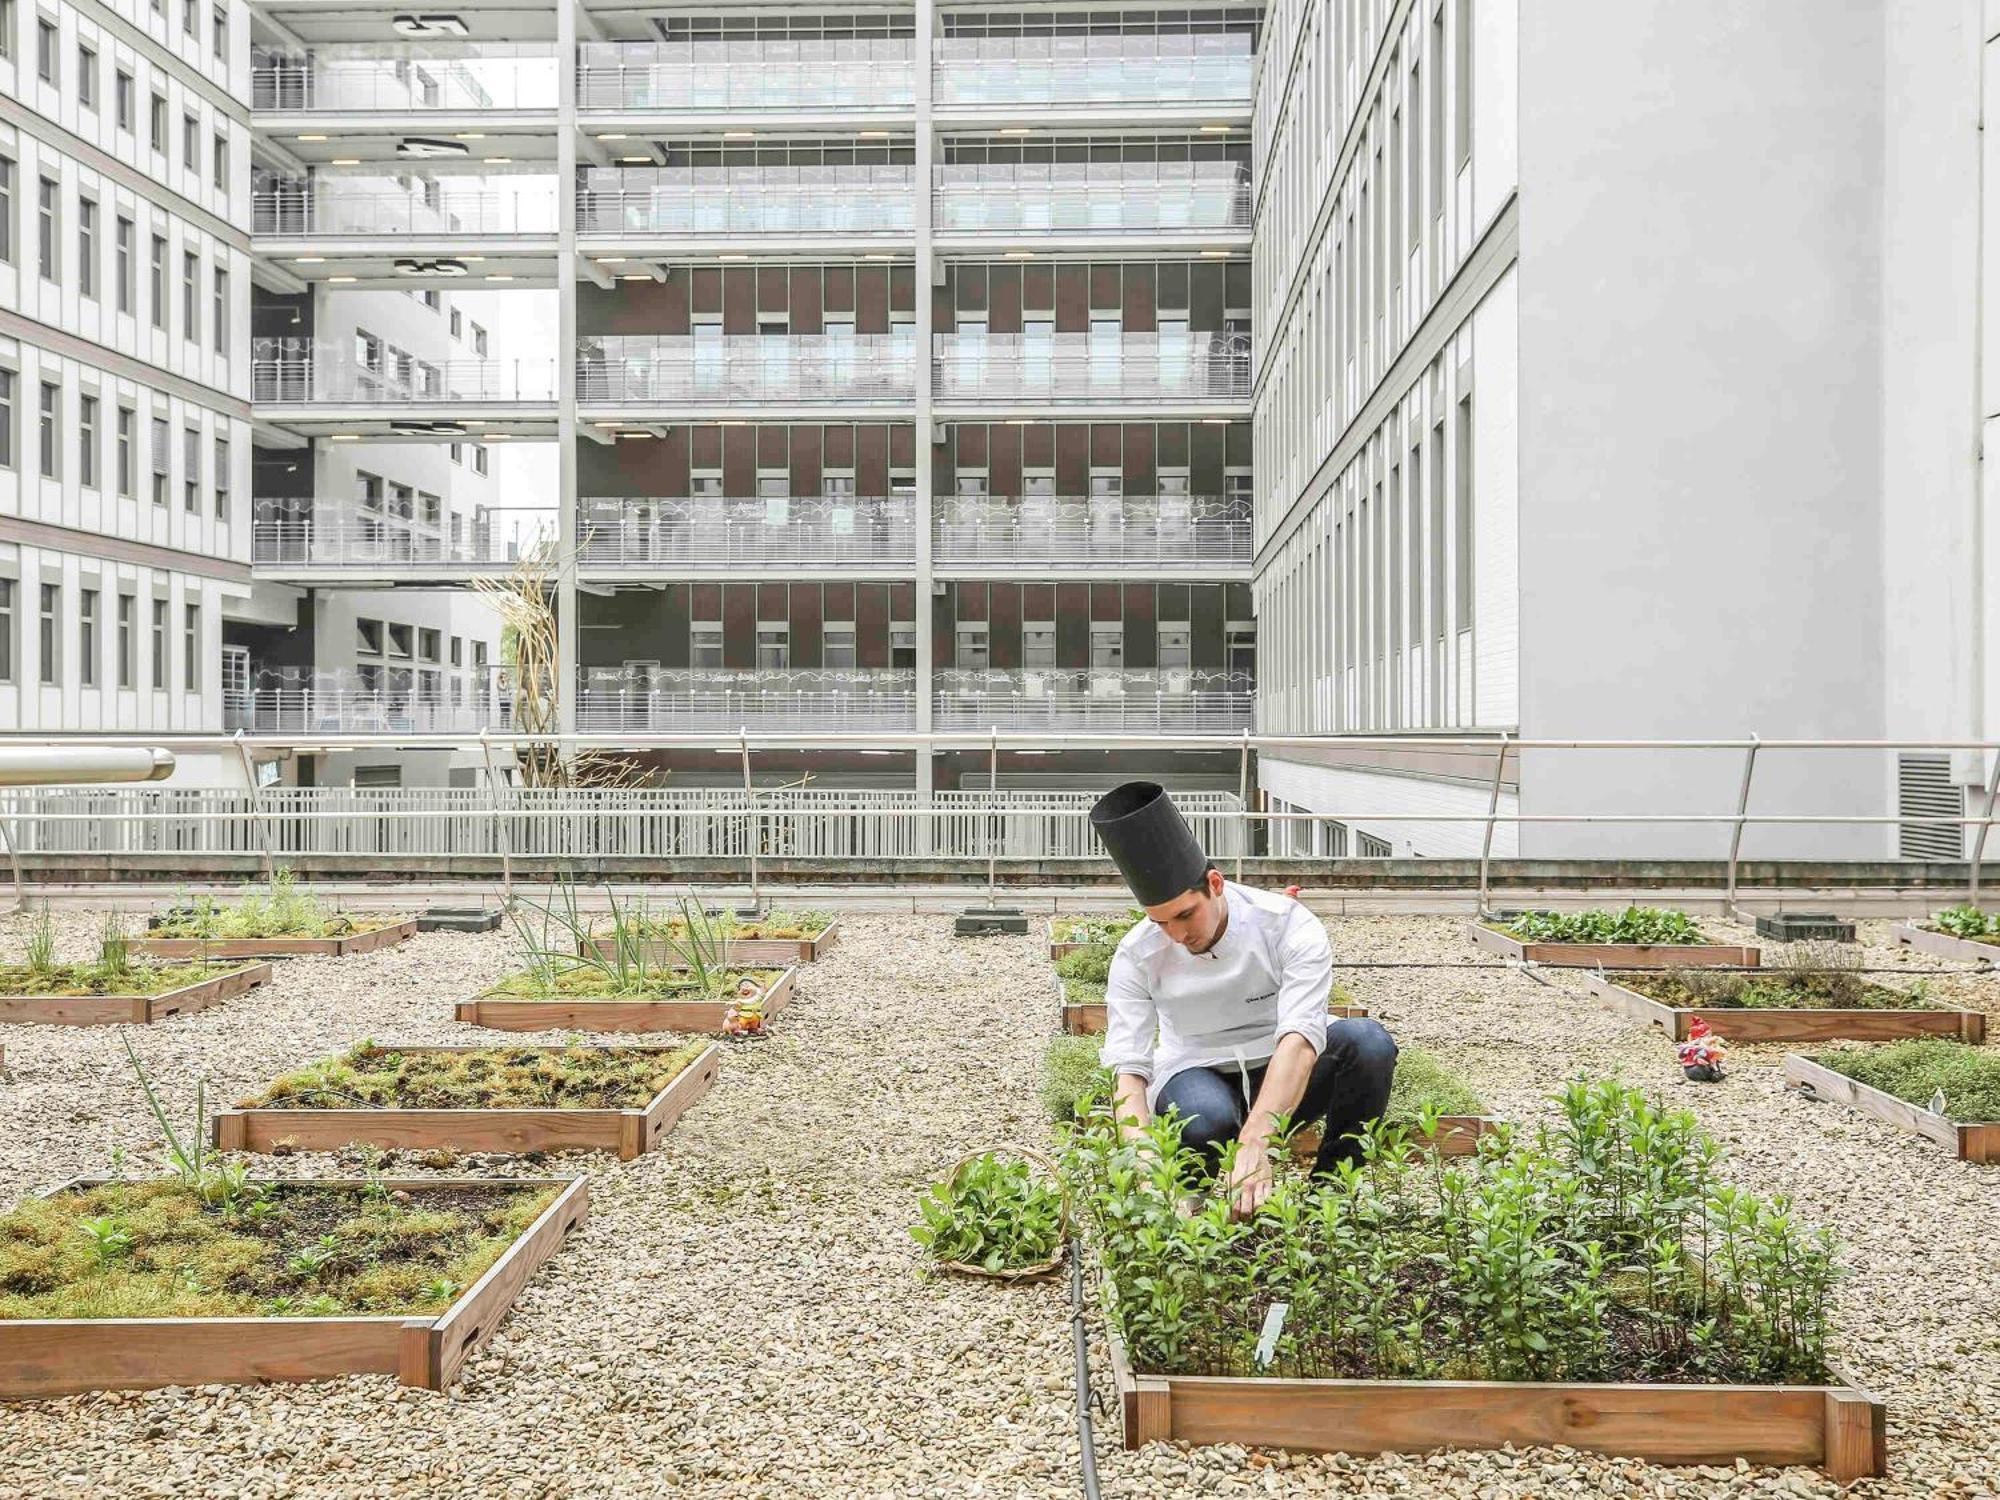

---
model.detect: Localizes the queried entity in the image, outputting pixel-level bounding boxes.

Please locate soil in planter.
[0,962,239,998]
[1808,1039,2000,1123]
[1074,1078,1837,1388]
[1621,969,1937,1012]
[485,967,778,1002]
[240,1042,712,1111]
[0,1179,558,1319]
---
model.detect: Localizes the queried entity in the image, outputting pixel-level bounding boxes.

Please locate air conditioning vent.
[1898,754,1964,860]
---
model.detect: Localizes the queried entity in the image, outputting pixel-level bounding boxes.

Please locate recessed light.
[596,257,626,264]
[999,127,1033,136]
[1201,249,1234,258]
[487,433,513,441]
[618,155,650,163]
[621,274,650,280]
[455,132,485,140]
[858,130,891,138]
[597,134,627,141]
[296,134,328,142]
[863,253,895,261]
[1202,418,1232,425]
[294,256,324,264]
[331,434,360,441]
[1006,418,1032,425]
[1200,124,1234,133]
[328,274,358,283]
[1004,250,1034,259]
[462,256,486,263]
[484,274,514,281]
[722,130,755,139]
[483,157,512,165]
[330,158,361,166]
[717,253,749,262]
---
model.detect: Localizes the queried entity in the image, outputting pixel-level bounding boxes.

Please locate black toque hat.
[1089,781,1210,907]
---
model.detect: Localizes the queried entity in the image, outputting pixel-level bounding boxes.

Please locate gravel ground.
[0,907,1994,1498]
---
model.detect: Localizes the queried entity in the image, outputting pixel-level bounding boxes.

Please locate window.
[822,622,856,668]
[756,622,788,669]
[418,627,440,662]
[212,266,227,352]
[108,215,130,312]
[386,623,413,659]
[35,19,54,83]
[1455,395,1473,622]
[0,580,12,683]
[39,583,58,684]
[116,407,133,495]
[0,157,12,264]
[38,381,57,479]
[182,426,198,509]
[472,444,488,476]
[1023,622,1055,669]
[356,618,383,654]
[37,176,57,281]
[0,0,11,61]
[182,601,199,691]
[211,5,224,60]
[449,309,462,338]
[212,435,227,517]
[0,371,12,469]
[151,416,168,503]
[472,324,488,357]
[690,622,723,667]
[116,70,133,131]
[149,235,166,328]
[77,44,95,109]
[182,251,197,341]
[114,594,134,687]
[77,394,96,487]
[151,600,166,688]
[1454,0,1472,170]
[212,132,227,193]
[182,0,196,38]
[183,115,199,178]
[77,198,95,298]
[150,93,166,154]
[954,622,988,670]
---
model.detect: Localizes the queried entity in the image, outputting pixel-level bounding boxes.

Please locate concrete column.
[555,0,580,735]
[913,0,936,811]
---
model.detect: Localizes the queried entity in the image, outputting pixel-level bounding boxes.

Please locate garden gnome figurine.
[1677,1016,1727,1082]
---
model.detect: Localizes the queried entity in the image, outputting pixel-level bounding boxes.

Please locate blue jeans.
[1153,1018,1399,1175]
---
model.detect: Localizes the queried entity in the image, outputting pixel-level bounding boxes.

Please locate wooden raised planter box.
[1290,1114,1500,1159]
[1053,974,1366,1037]
[579,921,840,967]
[1583,971,1987,1044]
[212,1043,723,1162]
[1784,1054,2000,1164]
[1104,1326,1885,1482]
[1048,917,1130,962]
[1468,923,1759,970]
[0,1176,588,1398]
[0,963,272,1026]
[457,967,796,1033]
[134,918,418,961]
[1891,922,2000,964]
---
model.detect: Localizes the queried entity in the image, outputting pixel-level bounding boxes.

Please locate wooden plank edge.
[629,1042,722,1159]
[1783,1053,1973,1157]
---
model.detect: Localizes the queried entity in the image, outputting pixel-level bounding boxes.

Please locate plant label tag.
[1254,1302,1289,1369]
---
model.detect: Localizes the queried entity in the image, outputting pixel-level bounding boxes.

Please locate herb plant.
[1504,906,1706,945]
[150,870,368,941]
[910,1152,1066,1275]
[1811,1040,2000,1123]
[1054,910,1144,946]
[1054,944,1113,986]
[1931,905,2000,941]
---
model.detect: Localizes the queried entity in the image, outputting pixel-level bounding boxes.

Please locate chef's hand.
[1226,1137,1275,1220]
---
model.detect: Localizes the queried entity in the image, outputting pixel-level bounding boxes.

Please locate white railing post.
[233,731,277,883]
[987,725,1000,908]
[1476,732,1513,915]
[479,730,513,904]
[741,729,760,913]
[0,805,24,914]
[1235,728,1250,880]
[1724,734,1761,919]
[1967,749,2000,908]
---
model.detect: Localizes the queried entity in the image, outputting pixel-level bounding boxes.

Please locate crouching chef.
[1088,780,1399,1218]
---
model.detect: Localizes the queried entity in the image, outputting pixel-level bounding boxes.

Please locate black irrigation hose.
[1069,1240,1104,1500]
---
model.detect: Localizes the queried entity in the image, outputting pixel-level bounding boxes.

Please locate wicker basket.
[933,1143,1071,1283]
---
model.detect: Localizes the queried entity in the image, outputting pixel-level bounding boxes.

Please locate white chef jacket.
[1099,880,1335,1109]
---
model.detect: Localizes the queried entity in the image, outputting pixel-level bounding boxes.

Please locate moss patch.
[1385,1047,1485,1123]
[485,967,778,1002]
[1052,911,1143,945]
[1621,972,1936,1012]
[0,1180,558,1320]
[0,962,240,998]
[1811,1040,2000,1123]
[147,870,398,941]
[240,1042,709,1111]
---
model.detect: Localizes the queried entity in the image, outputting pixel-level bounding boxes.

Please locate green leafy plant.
[149,869,362,941]
[1931,905,1999,941]
[1054,910,1144,945]
[23,904,58,978]
[96,912,132,981]
[1505,906,1706,946]
[1054,944,1114,985]
[1042,1035,1113,1122]
[1811,1039,2000,1123]
[76,1215,134,1265]
[911,1152,1065,1275]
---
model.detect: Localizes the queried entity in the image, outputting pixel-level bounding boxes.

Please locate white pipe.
[0,747,175,786]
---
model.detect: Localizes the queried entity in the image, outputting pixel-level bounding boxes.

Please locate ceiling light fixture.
[483,157,512,165]
[328,274,358,283]
[484,273,515,281]
[330,158,361,166]
[597,134,627,141]
[294,256,325,264]
[296,134,328,143]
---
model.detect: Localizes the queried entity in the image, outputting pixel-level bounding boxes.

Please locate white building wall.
[1259,752,1518,859]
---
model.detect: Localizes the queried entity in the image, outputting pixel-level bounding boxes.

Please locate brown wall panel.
[856,583,889,665]
[1091,583,1122,622]
[1055,424,1088,493]
[957,263,988,312]
[791,426,822,493]
[1157,260,1190,310]
[1022,422,1054,470]
[890,264,914,312]
[789,268,823,333]
[890,425,914,470]
[758,583,787,619]
[1022,583,1054,620]
[932,428,955,492]
[1089,263,1121,313]
[1123,583,1157,668]
[1055,583,1090,665]
[661,427,689,494]
[790,583,823,667]
[1121,263,1156,332]
[856,425,887,494]
[1122,424,1155,491]
[990,582,1021,668]
[932,581,956,666]
[856,267,888,332]
[722,584,756,668]
[1157,420,1189,470]
[823,581,855,621]
[824,424,854,472]
[990,423,1021,495]
[957,581,988,621]
[661,584,692,668]
[1091,424,1122,469]
[1227,420,1252,467]
[1022,263,1054,311]
[757,266,789,313]
[1191,585,1225,668]
[1226,582,1253,620]
[691,266,723,316]
[723,426,755,493]
[1225,260,1251,310]
[1190,261,1225,331]
[958,424,988,472]
[757,425,788,470]
[932,281,955,330]
[722,267,755,332]
[691,583,721,620]
[1054,264,1089,331]
[890,582,914,619]
[1191,422,1225,493]
[691,426,722,471]
[989,265,1022,333]
[1157,583,1191,621]
[823,264,854,313]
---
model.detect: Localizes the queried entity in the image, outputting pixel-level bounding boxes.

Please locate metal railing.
[933,495,1250,564]
[252,341,558,406]
[932,333,1252,404]
[223,691,518,735]
[252,47,559,112]
[578,496,916,566]
[252,507,557,569]
[577,167,913,236]
[934,163,1249,233]
[576,39,915,112]
[253,187,559,238]
[933,34,1254,106]
[579,669,918,731]
[934,669,1255,732]
[577,335,916,405]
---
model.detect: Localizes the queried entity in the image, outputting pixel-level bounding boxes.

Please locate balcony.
[933,668,1254,732]
[577,335,916,411]
[932,34,1254,112]
[577,167,913,243]
[576,39,915,117]
[577,668,918,731]
[252,503,556,582]
[252,339,557,410]
[224,670,519,734]
[933,495,1250,570]
[933,162,1249,241]
[252,185,558,241]
[931,333,1251,410]
[251,46,558,114]
[578,496,915,571]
